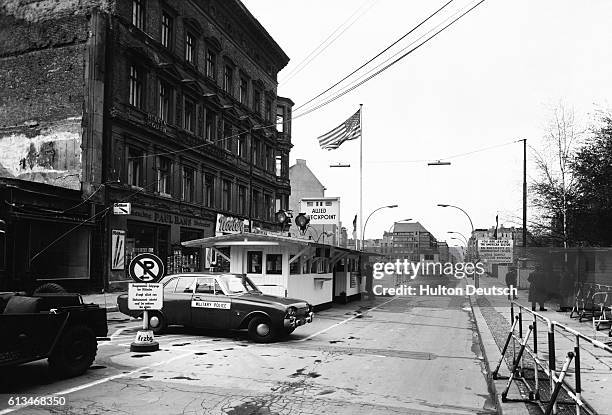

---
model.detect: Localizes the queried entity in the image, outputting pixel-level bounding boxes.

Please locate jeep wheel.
[281,327,295,338]
[33,283,66,295]
[248,316,276,343]
[147,311,167,335]
[49,324,97,378]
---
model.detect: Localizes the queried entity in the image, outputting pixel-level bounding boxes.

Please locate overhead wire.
[292,0,455,112]
[280,0,377,86]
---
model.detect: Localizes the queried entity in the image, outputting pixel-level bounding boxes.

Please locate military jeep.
[0,291,108,378]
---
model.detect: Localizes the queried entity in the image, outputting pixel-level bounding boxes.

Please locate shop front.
[107,205,215,285]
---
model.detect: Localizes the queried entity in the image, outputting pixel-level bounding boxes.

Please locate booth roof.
[181,233,380,256]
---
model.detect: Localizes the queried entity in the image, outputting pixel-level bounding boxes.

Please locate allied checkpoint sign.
[478,239,513,263]
[300,197,340,225]
[128,253,164,310]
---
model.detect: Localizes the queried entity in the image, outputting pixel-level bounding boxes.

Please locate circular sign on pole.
[128,253,165,283]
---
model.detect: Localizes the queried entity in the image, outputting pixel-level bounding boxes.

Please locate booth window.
[289,255,301,275]
[266,254,282,274]
[247,251,262,274]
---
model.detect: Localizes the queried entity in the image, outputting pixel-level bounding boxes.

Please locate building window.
[184,98,195,133]
[205,109,216,142]
[265,99,272,122]
[185,32,195,64]
[204,173,215,208]
[252,190,260,218]
[127,147,144,187]
[238,185,247,215]
[157,156,171,195]
[239,77,248,105]
[223,65,233,94]
[206,50,216,79]
[182,166,194,202]
[161,12,173,49]
[253,89,261,114]
[223,122,232,151]
[276,106,285,132]
[266,147,273,173]
[237,134,246,159]
[132,0,144,30]
[222,179,231,211]
[129,65,143,108]
[266,254,282,275]
[265,194,274,221]
[275,155,282,177]
[252,139,259,166]
[247,251,262,274]
[158,80,172,122]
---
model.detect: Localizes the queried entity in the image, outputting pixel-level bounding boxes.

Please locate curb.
[467,294,531,415]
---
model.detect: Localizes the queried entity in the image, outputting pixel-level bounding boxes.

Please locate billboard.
[300,198,340,225]
[478,239,513,263]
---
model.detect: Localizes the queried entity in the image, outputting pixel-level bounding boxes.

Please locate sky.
[242,0,612,247]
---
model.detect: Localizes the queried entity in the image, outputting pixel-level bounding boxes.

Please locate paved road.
[0,280,496,415]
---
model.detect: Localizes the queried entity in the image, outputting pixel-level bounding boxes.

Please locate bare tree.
[530,105,582,247]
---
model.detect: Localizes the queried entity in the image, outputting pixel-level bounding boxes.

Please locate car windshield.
[218,274,260,295]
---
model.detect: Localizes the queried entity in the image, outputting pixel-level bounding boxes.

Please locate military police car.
[117,273,313,343]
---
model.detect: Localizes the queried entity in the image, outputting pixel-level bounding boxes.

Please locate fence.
[493,301,612,414]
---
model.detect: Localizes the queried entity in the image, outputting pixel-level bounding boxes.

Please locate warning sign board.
[478,239,513,263]
[128,283,163,310]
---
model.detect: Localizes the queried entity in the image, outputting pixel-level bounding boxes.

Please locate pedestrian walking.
[556,264,574,312]
[505,265,518,300]
[528,263,547,311]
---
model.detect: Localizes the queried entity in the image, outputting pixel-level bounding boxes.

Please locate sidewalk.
[471,275,612,415]
[81,291,124,312]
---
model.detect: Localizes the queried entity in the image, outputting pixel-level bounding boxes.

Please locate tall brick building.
[0,0,293,290]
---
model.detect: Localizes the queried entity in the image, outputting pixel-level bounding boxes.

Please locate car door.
[190,277,231,329]
[163,276,196,325]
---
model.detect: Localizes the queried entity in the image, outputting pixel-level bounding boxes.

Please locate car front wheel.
[248,316,276,343]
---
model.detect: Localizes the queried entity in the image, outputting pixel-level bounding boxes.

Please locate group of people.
[504,263,575,312]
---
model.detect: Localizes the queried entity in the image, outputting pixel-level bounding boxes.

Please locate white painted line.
[0,351,194,415]
[297,296,397,342]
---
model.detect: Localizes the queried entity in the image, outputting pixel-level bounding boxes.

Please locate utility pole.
[522,138,527,248]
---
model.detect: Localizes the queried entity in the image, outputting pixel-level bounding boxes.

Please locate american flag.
[317,108,361,150]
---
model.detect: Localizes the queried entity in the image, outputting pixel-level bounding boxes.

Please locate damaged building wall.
[0,0,107,190]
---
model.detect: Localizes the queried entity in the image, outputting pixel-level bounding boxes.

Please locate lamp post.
[447,231,468,246]
[438,203,479,287]
[362,205,398,251]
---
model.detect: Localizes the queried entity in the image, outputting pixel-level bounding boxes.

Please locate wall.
[0,2,97,190]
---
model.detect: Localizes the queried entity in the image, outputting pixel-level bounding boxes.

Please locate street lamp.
[450,237,466,246]
[362,205,398,251]
[447,231,468,246]
[438,203,479,287]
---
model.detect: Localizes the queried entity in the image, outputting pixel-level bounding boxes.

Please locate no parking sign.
[128,253,165,283]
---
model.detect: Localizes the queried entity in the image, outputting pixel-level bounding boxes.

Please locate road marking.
[297,296,398,342]
[0,352,194,415]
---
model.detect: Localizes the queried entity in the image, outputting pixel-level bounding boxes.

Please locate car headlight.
[286,306,297,317]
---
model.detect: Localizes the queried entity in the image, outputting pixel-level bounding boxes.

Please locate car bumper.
[284,312,314,329]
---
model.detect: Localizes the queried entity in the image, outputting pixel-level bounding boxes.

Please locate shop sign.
[300,198,340,225]
[113,203,131,215]
[111,230,126,270]
[216,214,246,235]
[130,207,213,229]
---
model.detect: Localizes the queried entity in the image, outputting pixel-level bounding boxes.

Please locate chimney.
[296,159,307,165]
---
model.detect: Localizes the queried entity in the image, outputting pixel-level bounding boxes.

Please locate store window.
[266,254,282,275]
[126,222,169,279]
[166,228,203,274]
[29,222,91,279]
[247,251,262,274]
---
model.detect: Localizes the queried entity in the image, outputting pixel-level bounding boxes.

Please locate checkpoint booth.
[182,233,368,310]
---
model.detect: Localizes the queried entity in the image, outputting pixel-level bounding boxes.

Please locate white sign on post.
[128,283,163,310]
[113,202,131,215]
[300,198,340,225]
[478,239,513,263]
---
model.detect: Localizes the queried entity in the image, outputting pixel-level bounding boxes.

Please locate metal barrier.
[493,302,612,414]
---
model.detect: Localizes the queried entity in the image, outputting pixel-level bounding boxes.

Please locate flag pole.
[359,103,363,251]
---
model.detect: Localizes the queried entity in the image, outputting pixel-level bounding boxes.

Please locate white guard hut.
[182,233,366,309]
